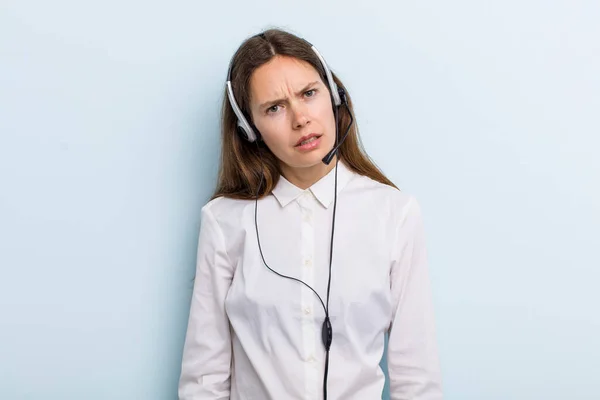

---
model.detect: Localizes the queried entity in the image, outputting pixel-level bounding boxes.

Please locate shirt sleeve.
[179,205,234,400]
[387,197,443,400]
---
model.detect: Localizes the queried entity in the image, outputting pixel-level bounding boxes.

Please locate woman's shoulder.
[357,176,424,233]
[352,172,418,212]
[200,195,253,223]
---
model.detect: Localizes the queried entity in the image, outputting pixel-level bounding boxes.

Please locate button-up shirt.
[178,160,443,400]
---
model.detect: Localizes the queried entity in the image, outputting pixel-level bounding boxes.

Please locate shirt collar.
[272,160,355,209]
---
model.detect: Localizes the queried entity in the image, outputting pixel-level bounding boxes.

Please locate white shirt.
[178,160,443,400]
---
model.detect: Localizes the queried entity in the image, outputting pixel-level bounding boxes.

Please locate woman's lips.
[295,135,322,151]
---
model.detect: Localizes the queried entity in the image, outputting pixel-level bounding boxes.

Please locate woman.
[178,28,443,400]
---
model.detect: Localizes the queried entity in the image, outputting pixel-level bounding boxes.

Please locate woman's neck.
[279,155,338,190]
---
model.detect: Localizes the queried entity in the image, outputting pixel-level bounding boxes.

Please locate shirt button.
[303,213,312,223]
[303,307,312,315]
[304,259,312,267]
[307,354,316,363]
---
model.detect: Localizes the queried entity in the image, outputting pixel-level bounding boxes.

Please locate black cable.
[253,158,329,315]
[320,105,340,400]
[253,101,353,400]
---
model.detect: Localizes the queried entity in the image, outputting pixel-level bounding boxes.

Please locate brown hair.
[211,28,398,200]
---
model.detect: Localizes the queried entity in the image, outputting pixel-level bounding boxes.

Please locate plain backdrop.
[1,1,599,399]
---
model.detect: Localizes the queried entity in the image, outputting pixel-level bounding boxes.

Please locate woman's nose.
[292,104,310,129]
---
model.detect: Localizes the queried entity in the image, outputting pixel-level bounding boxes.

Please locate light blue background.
[1,1,599,399]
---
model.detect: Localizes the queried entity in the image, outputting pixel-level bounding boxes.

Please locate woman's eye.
[267,105,279,114]
[305,89,316,97]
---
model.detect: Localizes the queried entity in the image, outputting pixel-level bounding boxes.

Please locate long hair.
[212,28,398,200]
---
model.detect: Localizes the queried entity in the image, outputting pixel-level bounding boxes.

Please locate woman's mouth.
[295,134,322,151]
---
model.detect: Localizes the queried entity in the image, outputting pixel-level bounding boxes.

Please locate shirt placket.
[297,190,319,400]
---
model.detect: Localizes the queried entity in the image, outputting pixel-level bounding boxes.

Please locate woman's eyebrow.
[258,81,321,109]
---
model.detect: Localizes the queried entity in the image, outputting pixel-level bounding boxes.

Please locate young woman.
[178,28,443,400]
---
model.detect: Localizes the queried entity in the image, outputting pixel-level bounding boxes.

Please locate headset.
[225,32,354,400]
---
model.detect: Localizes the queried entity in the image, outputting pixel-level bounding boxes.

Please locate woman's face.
[248,55,336,172]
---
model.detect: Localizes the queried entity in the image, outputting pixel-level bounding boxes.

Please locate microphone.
[322,90,353,165]
[322,124,349,165]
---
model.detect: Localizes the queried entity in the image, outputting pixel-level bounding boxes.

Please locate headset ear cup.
[236,125,248,141]
[337,87,347,105]
[236,123,261,142]
[236,125,254,142]
[252,124,262,142]
[248,120,262,142]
